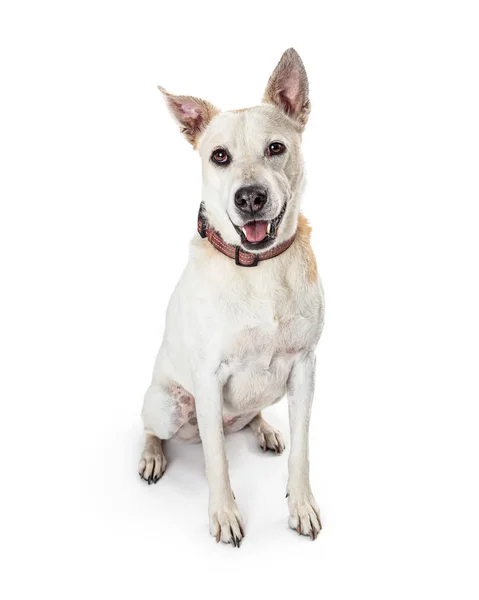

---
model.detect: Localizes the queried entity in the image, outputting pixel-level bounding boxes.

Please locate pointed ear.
[262,48,310,128]
[158,87,220,147]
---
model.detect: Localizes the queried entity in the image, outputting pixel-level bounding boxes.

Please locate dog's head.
[160,48,310,251]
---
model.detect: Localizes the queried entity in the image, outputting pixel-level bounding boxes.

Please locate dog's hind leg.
[138,380,196,482]
[138,431,167,484]
[249,412,285,454]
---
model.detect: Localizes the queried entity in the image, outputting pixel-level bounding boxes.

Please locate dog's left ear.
[263,48,310,128]
[158,87,220,147]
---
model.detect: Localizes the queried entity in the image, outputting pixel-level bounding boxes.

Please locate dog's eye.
[211,148,231,166]
[267,142,286,157]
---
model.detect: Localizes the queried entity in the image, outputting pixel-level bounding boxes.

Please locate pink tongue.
[243,221,268,242]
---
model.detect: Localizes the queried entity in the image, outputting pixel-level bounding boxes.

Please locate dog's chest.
[219,285,321,413]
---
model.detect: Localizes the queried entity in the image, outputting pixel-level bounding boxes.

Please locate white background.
[1,1,478,598]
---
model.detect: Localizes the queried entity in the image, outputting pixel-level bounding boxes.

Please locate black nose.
[234,185,268,215]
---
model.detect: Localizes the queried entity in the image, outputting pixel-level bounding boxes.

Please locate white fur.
[139,49,324,545]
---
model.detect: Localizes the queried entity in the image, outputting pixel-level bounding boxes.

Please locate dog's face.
[196,105,305,251]
[160,48,310,251]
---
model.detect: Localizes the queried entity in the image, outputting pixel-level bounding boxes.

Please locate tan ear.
[158,87,220,147]
[262,48,310,128]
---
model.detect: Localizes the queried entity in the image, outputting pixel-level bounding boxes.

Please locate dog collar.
[197,203,296,267]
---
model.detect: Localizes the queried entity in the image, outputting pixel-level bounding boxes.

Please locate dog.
[139,48,324,547]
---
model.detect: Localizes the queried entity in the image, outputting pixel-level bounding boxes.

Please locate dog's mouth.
[231,202,287,250]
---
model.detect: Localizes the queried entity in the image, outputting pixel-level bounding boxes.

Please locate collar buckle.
[235,246,259,267]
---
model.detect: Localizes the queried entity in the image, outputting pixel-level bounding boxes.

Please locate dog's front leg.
[194,374,244,547]
[286,350,322,540]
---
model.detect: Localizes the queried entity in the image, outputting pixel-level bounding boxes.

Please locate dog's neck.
[197,203,297,267]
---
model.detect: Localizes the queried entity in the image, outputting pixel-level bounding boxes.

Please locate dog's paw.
[138,449,167,484]
[256,423,285,454]
[209,500,245,548]
[287,488,322,540]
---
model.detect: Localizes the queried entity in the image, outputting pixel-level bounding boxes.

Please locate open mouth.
[232,202,287,250]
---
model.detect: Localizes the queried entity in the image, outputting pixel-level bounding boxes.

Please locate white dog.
[139,48,324,547]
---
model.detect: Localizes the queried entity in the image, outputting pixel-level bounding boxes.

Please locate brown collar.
[197,204,296,267]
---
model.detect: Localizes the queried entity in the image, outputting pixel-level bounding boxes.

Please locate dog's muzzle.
[231,201,287,250]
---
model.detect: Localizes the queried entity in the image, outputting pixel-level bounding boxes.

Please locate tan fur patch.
[296,213,318,283]
[191,100,220,148]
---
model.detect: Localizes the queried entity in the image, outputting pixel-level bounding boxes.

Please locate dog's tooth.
[241,227,247,235]
[266,222,271,234]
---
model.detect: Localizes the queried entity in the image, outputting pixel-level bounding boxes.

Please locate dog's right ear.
[158,87,220,147]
